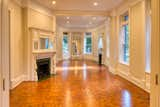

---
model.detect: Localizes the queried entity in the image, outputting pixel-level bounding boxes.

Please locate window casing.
[106,34,110,58]
[84,33,92,54]
[119,13,130,64]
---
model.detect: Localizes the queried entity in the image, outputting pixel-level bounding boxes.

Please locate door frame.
[1,0,9,107]
[0,0,2,106]
[150,0,160,107]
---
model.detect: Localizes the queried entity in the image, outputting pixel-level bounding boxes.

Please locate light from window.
[106,34,110,58]
[119,13,130,64]
[84,33,92,54]
[145,1,151,73]
[45,38,49,49]
[98,36,103,49]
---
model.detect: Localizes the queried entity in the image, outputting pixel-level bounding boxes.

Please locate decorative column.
[33,54,38,81]
[109,14,118,74]
[51,53,57,75]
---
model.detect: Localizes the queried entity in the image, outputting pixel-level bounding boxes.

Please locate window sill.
[119,61,129,66]
[84,53,92,55]
[145,71,151,74]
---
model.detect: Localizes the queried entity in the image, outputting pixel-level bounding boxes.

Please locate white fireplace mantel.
[28,27,57,81]
[33,50,56,54]
[32,50,56,81]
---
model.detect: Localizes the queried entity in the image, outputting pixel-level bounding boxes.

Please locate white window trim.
[119,60,129,66]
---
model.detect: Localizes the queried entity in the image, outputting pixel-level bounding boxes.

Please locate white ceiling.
[34,0,124,11]
[33,0,124,29]
[56,16,108,29]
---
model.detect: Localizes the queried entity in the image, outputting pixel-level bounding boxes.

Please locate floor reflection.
[10,60,149,107]
[65,89,71,107]
[83,63,87,80]
[122,90,132,107]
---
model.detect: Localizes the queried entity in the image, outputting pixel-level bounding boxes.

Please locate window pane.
[45,38,49,49]
[63,35,69,57]
[84,33,92,54]
[86,37,91,44]
[123,24,129,63]
[124,15,128,21]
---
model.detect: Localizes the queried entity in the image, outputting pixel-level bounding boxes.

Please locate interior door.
[1,0,9,107]
[150,0,160,106]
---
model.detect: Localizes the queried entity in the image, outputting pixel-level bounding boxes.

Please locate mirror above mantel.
[30,27,56,53]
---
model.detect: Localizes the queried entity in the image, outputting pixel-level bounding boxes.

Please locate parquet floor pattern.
[10,60,149,107]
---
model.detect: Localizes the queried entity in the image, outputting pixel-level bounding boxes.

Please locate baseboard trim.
[117,70,150,93]
[11,74,27,89]
[108,66,117,75]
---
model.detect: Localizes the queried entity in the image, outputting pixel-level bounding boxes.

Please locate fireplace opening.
[36,58,51,80]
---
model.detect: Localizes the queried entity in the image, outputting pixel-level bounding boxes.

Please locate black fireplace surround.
[36,58,51,80]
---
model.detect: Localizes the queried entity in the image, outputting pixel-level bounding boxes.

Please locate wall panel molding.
[117,69,150,92]
[10,74,27,89]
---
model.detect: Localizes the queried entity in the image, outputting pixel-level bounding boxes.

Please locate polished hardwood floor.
[10,60,149,107]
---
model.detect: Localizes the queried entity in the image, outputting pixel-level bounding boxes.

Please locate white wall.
[108,15,118,74]
[28,8,55,31]
[9,0,150,93]
[56,26,63,61]
[130,0,146,87]
[108,0,150,92]
[24,6,56,82]
[9,1,25,89]
[9,0,56,88]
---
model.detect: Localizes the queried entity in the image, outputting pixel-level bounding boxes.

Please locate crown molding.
[129,0,145,7]
[54,10,110,16]
[109,0,146,16]
[21,0,54,17]
[11,0,23,7]
[56,21,107,33]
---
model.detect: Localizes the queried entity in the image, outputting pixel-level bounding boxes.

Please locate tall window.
[119,13,129,64]
[63,32,69,58]
[84,33,92,54]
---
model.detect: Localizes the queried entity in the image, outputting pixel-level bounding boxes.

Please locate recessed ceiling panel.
[34,0,124,11]
[56,16,107,29]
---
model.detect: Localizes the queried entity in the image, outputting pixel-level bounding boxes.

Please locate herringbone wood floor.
[10,60,149,107]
